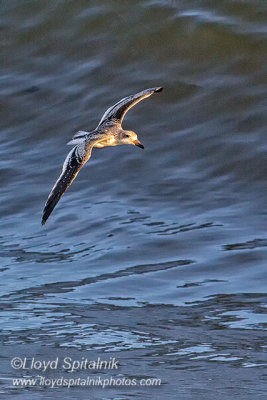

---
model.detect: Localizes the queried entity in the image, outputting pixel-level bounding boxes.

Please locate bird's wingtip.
[155,86,163,93]
[41,209,49,225]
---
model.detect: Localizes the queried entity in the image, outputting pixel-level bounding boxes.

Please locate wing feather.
[97,86,163,127]
[42,142,92,225]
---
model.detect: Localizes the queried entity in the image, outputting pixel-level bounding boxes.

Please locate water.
[1,1,267,398]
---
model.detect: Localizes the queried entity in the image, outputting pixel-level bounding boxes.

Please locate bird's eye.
[125,134,129,138]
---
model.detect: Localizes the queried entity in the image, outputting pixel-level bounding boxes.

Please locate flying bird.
[42,86,163,225]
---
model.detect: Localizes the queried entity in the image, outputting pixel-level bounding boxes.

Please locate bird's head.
[119,130,144,149]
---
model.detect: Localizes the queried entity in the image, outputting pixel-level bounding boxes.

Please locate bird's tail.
[67,130,88,145]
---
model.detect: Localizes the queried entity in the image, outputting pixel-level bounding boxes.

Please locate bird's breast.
[94,137,116,148]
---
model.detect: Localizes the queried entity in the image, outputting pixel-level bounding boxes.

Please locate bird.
[41,86,163,225]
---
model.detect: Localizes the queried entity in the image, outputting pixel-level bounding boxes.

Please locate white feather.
[67,138,86,145]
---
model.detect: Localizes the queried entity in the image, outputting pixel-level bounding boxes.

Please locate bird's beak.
[133,139,144,149]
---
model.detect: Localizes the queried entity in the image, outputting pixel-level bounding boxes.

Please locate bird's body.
[42,86,163,225]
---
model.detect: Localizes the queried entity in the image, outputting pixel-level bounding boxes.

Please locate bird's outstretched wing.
[97,86,163,127]
[42,142,92,225]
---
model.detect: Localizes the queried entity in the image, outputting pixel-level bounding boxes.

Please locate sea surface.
[1,1,267,399]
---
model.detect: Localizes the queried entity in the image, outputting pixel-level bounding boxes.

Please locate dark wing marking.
[97,86,163,127]
[42,142,92,225]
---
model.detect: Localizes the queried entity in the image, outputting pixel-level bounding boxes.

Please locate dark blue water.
[1,1,266,398]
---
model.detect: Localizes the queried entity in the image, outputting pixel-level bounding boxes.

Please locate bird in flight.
[42,86,163,225]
